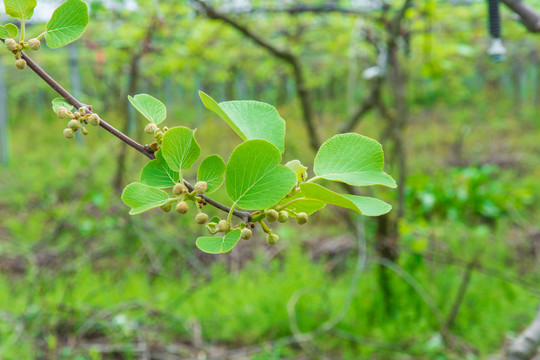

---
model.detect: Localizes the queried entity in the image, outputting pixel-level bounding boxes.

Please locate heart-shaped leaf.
[45,0,89,49]
[197,155,226,194]
[314,133,396,188]
[4,0,36,20]
[300,183,391,216]
[140,150,179,189]
[0,24,18,38]
[200,91,286,153]
[161,126,201,173]
[121,182,170,215]
[196,229,242,254]
[226,140,296,210]
[128,94,166,125]
[51,97,74,113]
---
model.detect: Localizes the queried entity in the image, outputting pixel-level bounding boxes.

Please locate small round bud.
[155,131,164,141]
[296,212,308,225]
[15,59,26,70]
[163,126,168,132]
[194,181,208,195]
[5,39,17,52]
[63,128,74,139]
[195,213,209,224]
[266,233,279,245]
[241,228,252,240]
[161,202,172,212]
[218,220,229,232]
[81,127,89,136]
[73,112,81,119]
[144,123,158,134]
[176,201,189,214]
[27,38,41,51]
[88,114,100,126]
[57,106,69,119]
[173,183,186,196]
[278,211,289,223]
[67,119,81,130]
[265,209,278,222]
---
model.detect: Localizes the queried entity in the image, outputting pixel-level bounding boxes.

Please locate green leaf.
[226,140,296,210]
[314,133,397,188]
[300,183,391,216]
[51,97,74,113]
[199,91,286,153]
[128,94,166,125]
[196,229,242,254]
[161,127,201,173]
[140,150,179,189]
[4,0,36,20]
[285,160,308,182]
[45,0,89,49]
[278,191,325,216]
[121,182,170,215]
[205,216,221,235]
[0,24,18,38]
[197,155,226,194]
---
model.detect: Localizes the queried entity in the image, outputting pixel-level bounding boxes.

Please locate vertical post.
[0,62,8,165]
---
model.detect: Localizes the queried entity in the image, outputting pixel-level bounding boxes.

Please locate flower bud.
[266,233,279,245]
[5,39,17,52]
[278,211,289,223]
[73,112,81,119]
[265,209,278,222]
[296,212,308,225]
[163,126,168,132]
[194,181,207,195]
[241,228,252,240]
[218,220,229,232]
[195,213,209,224]
[144,123,158,134]
[176,201,189,214]
[63,128,74,139]
[67,119,81,130]
[88,114,100,126]
[15,59,26,70]
[161,202,172,212]
[155,131,164,141]
[173,183,186,195]
[57,107,69,119]
[81,127,89,136]
[27,38,41,51]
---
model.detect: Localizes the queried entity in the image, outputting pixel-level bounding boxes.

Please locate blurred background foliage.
[1,0,540,359]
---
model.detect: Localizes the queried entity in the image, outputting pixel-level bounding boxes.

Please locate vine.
[1,0,397,254]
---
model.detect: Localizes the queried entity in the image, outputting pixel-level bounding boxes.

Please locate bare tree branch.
[507,305,540,360]
[191,0,321,151]
[502,0,540,33]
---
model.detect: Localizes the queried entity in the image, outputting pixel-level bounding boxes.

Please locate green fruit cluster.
[4,38,41,70]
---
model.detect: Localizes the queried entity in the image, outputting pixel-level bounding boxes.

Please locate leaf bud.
[241,228,252,240]
[63,128,74,139]
[266,233,279,245]
[161,202,172,212]
[194,181,208,195]
[278,211,289,223]
[88,114,100,126]
[81,127,89,136]
[218,220,229,232]
[27,38,41,51]
[265,209,278,222]
[5,38,17,52]
[296,212,308,225]
[173,183,187,195]
[15,59,26,70]
[176,201,189,214]
[67,119,81,130]
[57,106,69,119]
[195,213,209,224]
[144,123,158,134]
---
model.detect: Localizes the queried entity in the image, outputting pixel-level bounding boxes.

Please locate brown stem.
[4,43,252,223]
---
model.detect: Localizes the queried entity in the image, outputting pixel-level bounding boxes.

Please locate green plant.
[1,0,396,255]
